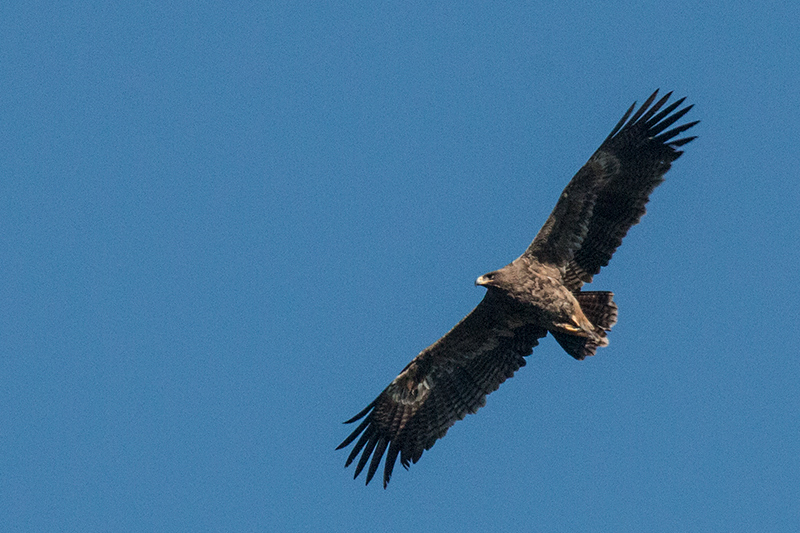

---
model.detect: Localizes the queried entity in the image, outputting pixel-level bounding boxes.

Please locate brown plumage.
[337,90,698,487]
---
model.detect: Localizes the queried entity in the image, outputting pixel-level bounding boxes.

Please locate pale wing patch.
[590,150,622,177]
[387,323,523,405]
[387,370,432,405]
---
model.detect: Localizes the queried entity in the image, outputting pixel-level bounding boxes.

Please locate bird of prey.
[337,90,698,488]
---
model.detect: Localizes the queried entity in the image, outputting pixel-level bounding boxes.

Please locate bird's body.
[338,90,698,487]
[478,259,598,341]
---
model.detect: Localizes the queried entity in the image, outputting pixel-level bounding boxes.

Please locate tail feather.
[551,291,617,361]
[577,291,618,331]
[550,331,596,360]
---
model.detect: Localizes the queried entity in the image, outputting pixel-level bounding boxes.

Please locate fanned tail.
[576,291,617,331]
[551,291,617,360]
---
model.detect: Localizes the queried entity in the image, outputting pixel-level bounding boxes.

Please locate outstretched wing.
[524,90,698,289]
[337,291,546,488]
[562,90,698,290]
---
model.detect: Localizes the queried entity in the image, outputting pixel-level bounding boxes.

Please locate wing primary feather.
[604,102,637,141]
[668,135,697,148]
[366,438,389,485]
[337,415,372,451]
[342,399,376,424]
[637,91,672,124]
[647,97,686,127]
[647,104,694,136]
[400,447,412,469]
[655,120,700,143]
[353,433,380,480]
[383,440,402,487]
[627,90,660,125]
[345,425,375,467]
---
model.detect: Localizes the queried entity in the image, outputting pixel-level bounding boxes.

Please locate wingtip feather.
[342,399,377,424]
[354,433,380,481]
[365,438,389,486]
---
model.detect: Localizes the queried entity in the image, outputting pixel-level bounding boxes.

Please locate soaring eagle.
[337,90,698,487]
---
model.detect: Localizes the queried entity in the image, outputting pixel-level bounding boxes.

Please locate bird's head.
[475,270,506,290]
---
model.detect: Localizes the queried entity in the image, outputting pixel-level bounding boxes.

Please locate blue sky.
[3,1,799,531]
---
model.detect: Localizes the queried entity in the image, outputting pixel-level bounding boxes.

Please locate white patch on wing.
[465,334,502,355]
[387,323,522,405]
[388,373,432,405]
[593,150,621,177]
[505,316,524,329]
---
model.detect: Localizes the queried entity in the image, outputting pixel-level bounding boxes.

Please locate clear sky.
[3,1,799,531]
